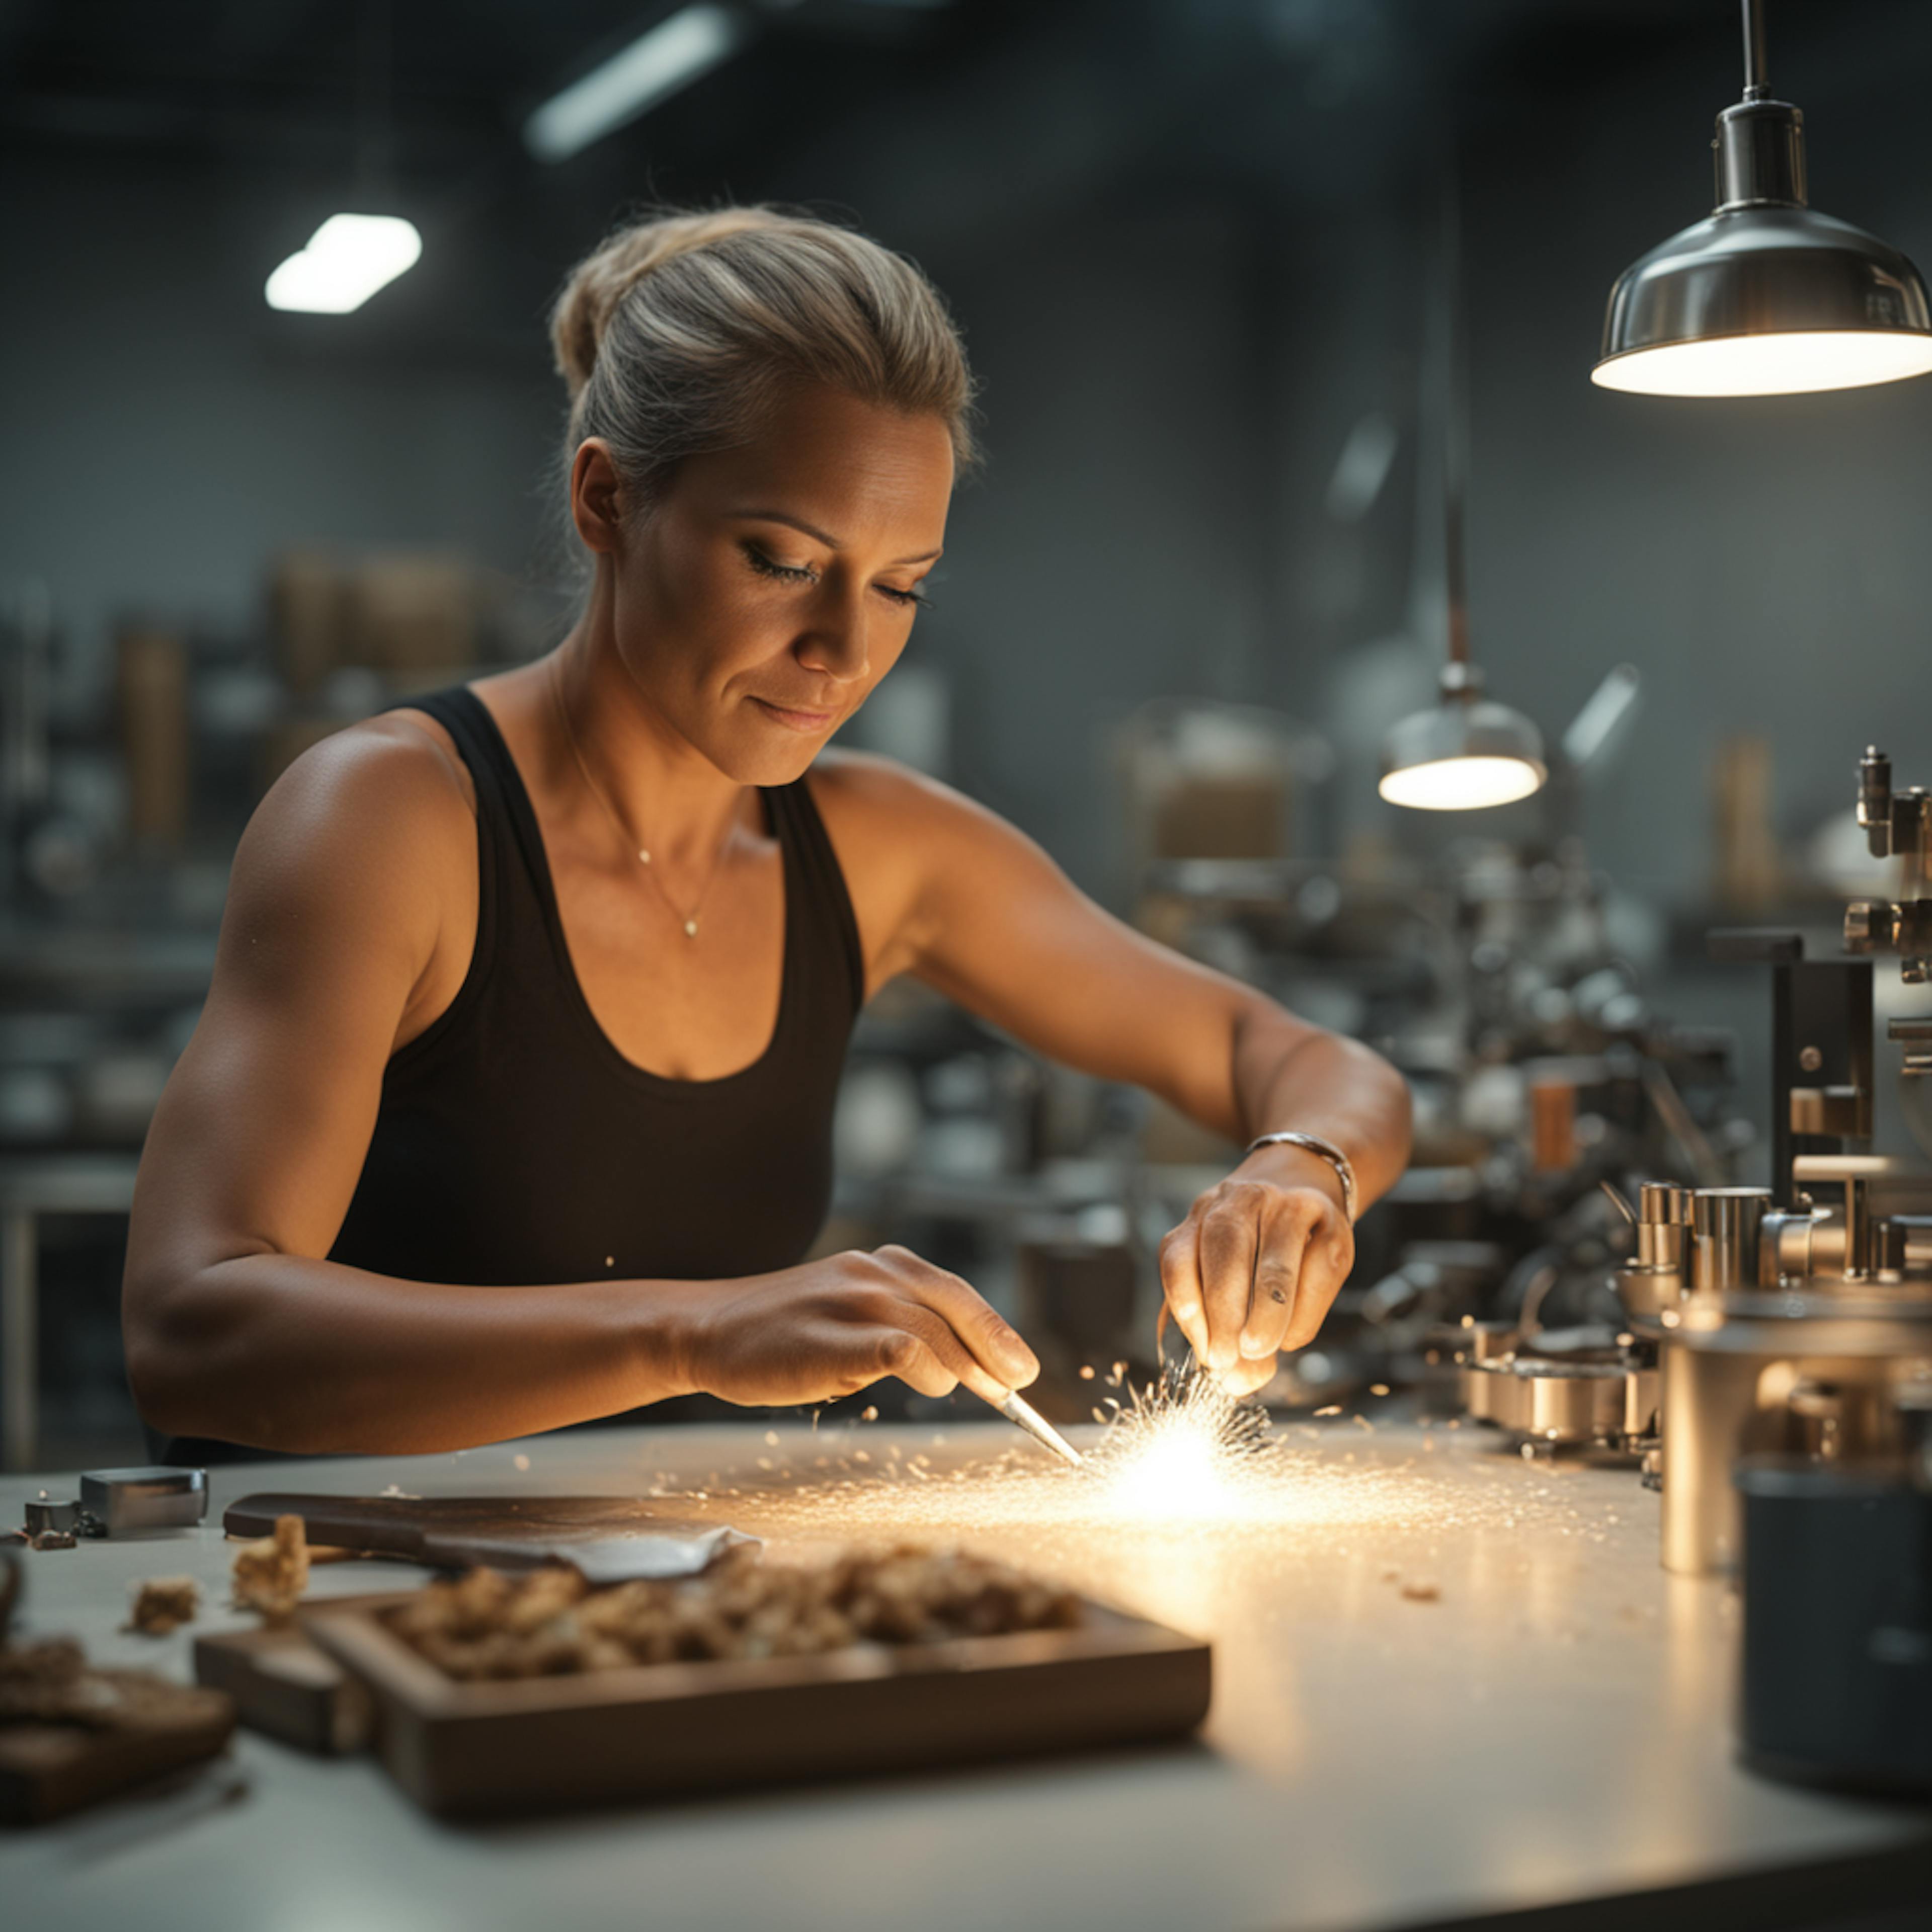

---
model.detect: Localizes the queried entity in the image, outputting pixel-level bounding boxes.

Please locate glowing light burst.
[1083,1363,1279,1526]
[649,1364,1493,1547]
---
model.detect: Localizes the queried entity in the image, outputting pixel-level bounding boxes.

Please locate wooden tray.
[304,1592,1211,1818]
[0,1676,235,1826]
[194,1614,377,1756]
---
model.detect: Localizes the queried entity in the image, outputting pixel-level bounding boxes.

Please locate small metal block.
[77,1466,209,1537]
[23,1497,80,1537]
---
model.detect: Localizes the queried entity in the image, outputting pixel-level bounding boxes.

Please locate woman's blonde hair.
[549,205,977,516]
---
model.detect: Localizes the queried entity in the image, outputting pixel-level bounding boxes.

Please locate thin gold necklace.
[548,661,729,940]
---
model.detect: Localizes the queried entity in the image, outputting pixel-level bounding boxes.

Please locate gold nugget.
[231,1514,310,1624]
[125,1576,200,1636]
[385,1546,1083,1682]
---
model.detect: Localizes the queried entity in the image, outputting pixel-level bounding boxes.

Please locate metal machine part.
[17,1468,209,1541]
[1462,1342,1655,1451]
[22,1496,79,1537]
[1661,1293,1932,1573]
[1846,746,1932,984]
[1708,930,1873,1205]
[1736,1380,1932,1796]
[1689,1186,1771,1294]
[1467,749,1932,1570]
[76,1466,208,1536]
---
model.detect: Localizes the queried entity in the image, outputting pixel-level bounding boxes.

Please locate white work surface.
[4,1416,1926,1931]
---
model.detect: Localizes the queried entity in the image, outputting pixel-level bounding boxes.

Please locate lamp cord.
[1742,0,1770,102]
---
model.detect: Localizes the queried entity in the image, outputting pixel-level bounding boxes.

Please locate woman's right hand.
[670,1246,1040,1409]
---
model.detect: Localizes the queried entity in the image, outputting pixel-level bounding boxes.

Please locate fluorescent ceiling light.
[265,214,422,314]
[525,5,748,164]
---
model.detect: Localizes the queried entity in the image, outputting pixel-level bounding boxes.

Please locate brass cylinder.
[1691,1188,1771,1294]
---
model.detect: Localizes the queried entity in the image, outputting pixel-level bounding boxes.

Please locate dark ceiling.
[4,0,1918,287]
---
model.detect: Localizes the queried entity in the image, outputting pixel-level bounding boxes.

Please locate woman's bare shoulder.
[233,710,477,909]
[807,747,1003,846]
[807,750,1048,888]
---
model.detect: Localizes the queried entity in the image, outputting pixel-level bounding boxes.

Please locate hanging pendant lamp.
[1379,180,1547,814]
[1593,0,1932,397]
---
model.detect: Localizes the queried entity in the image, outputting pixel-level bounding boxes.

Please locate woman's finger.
[1221,1352,1278,1397]
[1157,1219,1212,1364]
[860,1318,968,1401]
[1282,1224,1355,1352]
[1239,1208,1310,1361]
[1197,1194,1260,1374]
[894,1253,1041,1391]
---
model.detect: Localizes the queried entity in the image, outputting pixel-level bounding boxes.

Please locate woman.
[123,206,1411,1458]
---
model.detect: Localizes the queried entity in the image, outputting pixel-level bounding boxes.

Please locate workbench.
[4,1418,1926,1931]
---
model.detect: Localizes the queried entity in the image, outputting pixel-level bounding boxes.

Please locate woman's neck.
[544,600,751,874]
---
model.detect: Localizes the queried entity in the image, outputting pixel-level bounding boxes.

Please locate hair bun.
[549,206,786,399]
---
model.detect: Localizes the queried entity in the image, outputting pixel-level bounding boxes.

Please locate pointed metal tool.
[991,1389,1086,1470]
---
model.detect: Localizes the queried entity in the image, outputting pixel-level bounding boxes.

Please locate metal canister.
[1691,1187,1772,1294]
[1737,1456,1932,1795]
[1637,1182,1692,1272]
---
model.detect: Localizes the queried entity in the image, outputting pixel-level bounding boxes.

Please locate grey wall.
[0,153,561,695]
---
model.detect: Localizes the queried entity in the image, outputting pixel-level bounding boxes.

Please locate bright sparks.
[1083,1363,1278,1525]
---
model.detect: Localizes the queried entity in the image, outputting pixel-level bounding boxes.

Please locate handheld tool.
[989,1388,1085,1469]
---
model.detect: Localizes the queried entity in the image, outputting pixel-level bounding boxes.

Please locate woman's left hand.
[1157,1142,1354,1395]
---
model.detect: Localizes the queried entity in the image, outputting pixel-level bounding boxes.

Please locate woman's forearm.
[1230,1002,1413,1209]
[125,1252,701,1456]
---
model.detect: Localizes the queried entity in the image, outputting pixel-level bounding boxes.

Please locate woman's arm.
[813,755,1413,1390]
[126,728,1033,1455]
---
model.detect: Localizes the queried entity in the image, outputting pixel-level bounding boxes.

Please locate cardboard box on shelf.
[270,549,478,693]
[116,628,189,848]
[270,550,347,696]
[343,554,474,676]
[1150,773,1287,861]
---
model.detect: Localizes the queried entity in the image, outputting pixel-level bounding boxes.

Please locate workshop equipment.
[1649,751,1932,1573]
[1845,744,1932,984]
[1450,1182,1691,1459]
[79,1466,208,1536]
[1654,922,1932,1568]
[224,1492,756,1586]
[17,1466,208,1541]
[1736,1444,1932,1796]
[1449,748,1932,1580]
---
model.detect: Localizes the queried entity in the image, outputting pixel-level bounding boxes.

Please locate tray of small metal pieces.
[302,1545,1212,1817]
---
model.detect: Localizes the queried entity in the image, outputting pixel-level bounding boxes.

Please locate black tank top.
[330,684,866,1286]
[154,685,865,1463]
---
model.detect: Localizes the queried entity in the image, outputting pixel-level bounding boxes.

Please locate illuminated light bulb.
[265,214,423,315]
[1591,329,1932,398]
[1378,672,1548,814]
[1377,753,1546,812]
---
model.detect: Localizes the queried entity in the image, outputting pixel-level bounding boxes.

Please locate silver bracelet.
[1244,1130,1357,1223]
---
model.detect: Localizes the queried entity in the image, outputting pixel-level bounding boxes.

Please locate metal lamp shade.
[1378,696,1547,812]
[1593,203,1932,397]
[1594,71,1932,399]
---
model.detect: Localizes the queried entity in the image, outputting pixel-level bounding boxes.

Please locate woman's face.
[575,383,955,785]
